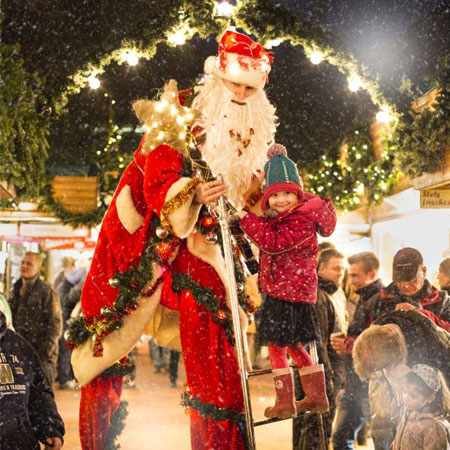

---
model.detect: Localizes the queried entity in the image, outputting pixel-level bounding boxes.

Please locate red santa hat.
[204,29,273,90]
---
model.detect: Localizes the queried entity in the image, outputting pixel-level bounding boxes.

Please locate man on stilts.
[69,29,277,450]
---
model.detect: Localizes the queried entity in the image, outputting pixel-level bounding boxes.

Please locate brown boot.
[295,364,329,413]
[264,368,297,419]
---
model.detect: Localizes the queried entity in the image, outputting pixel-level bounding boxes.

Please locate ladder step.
[248,365,299,377]
[253,411,311,427]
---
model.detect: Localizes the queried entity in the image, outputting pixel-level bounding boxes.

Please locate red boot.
[296,364,329,413]
[264,368,297,419]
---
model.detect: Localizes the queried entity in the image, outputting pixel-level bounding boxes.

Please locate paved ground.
[52,342,373,450]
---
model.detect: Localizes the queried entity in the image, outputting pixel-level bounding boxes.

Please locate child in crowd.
[392,364,450,450]
[237,143,336,419]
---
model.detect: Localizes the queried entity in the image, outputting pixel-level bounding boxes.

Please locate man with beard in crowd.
[331,252,384,450]
[71,29,277,450]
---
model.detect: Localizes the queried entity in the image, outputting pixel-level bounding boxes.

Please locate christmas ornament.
[156,242,172,260]
[156,226,169,239]
[109,277,120,288]
[205,231,218,244]
[64,330,70,341]
[217,310,226,321]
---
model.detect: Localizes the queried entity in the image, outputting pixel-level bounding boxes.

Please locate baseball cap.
[392,248,423,282]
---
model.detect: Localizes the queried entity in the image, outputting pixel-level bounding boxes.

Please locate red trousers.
[79,375,123,450]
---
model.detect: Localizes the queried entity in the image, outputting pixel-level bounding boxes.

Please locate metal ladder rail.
[217,190,328,450]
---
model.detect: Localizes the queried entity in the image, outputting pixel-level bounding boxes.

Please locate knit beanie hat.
[261,143,303,211]
[410,364,441,393]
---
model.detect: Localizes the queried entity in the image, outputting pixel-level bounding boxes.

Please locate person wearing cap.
[72,30,278,450]
[438,258,450,295]
[392,364,450,450]
[346,248,450,347]
[237,143,337,418]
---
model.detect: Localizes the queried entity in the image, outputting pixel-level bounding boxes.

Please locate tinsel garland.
[171,272,235,344]
[180,391,246,443]
[105,401,129,450]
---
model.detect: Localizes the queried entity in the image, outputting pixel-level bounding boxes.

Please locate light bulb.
[310,51,323,65]
[88,76,100,89]
[348,76,363,92]
[376,110,392,123]
[126,50,139,66]
[168,30,186,46]
[265,39,282,49]
[216,1,234,17]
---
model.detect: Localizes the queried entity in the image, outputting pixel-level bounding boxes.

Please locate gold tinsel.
[160,178,202,233]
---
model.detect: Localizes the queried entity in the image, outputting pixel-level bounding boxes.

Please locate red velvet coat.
[79,141,245,450]
[81,141,182,317]
[239,193,336,303]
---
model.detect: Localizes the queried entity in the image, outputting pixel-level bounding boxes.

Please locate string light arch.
[43,0,401,224]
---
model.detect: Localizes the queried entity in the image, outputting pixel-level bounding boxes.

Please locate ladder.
[217,193,328,450]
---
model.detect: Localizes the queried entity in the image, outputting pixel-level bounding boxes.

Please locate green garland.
[0,42,49,200]
[102,357,136,378]
[395,56,450,177]
[66,216,170,349]
[181,391,246,441]
[306,123,397,211]
[105,401,129,450]
[171,272,235,344]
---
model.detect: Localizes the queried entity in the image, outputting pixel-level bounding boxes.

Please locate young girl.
[392,364,450,450]
[237,143,336,419]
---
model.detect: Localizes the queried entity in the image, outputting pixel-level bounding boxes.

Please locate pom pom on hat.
[267,143,287,158]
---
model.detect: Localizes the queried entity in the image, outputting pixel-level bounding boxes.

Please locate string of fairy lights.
[45,0,402,223]
[80,0,395,127]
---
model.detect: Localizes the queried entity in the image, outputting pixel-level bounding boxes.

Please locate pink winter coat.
[239,193,336,303]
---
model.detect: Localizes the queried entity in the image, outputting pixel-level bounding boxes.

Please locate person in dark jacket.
[347,248,450,341]
[56,267,87,389]
[293,269,338,450]
[331,251,384,450]
[0,310,65,449]
[9,252,63,383]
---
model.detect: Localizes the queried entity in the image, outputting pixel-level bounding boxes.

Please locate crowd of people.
[1,27,450,450]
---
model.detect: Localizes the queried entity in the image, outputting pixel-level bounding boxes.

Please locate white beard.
[192,77,277,209]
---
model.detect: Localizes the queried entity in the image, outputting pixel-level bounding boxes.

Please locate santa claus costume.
[69,30,276,450]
